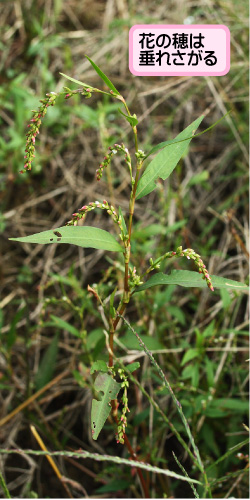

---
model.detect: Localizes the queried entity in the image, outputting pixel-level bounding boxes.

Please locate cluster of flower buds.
[148,257,161,271]
[174,246,214,291]
[147,252,174,273]
[63,87,79,100]
[128,266,143,288]
[134,149,146,161]
[21,91,59,173]
[64,86,93,100]
[81,87,93,99]
[116,369,130,444]
[96,143,132,181]
[66,199,125,235]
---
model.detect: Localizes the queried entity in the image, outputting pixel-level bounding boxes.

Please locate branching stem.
[105,107,149,496]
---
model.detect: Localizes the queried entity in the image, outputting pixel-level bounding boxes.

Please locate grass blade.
[118,315,205,473]
[206,437,249,472]
[0,448,202,484]
[172,451,199,498]
[0,471,11,499]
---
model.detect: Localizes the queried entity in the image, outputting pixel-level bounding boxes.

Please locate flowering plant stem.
[103,118,152,496]
[109,126,140,367]
[10,55,248,498]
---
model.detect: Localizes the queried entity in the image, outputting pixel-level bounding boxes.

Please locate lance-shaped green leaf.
[59,72,94,89]
[9,226,123,253]
[143,111,231,161]
[134,270,249,293]
[136,116,204,200]
[85,55,120,96]
[91,372,121,440]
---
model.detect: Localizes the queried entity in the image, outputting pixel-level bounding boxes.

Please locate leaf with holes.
[9,226,123,253]
[91,373,121,440]
[90,360,108,374]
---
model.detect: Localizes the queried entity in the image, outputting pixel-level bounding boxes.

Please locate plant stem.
[105,111,149,496]
[123,434,150,498]
[108,301,127,368]
[108,323,114,368]
[112,411,150,498]
[108,122,142,367]
[133,125,139,152]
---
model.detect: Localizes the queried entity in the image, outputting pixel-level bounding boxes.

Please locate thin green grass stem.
[172,451,199,499]
[118,315,213,497]
[0,449,202,485]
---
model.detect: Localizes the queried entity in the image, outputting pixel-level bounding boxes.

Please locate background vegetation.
[0,0,249,498]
